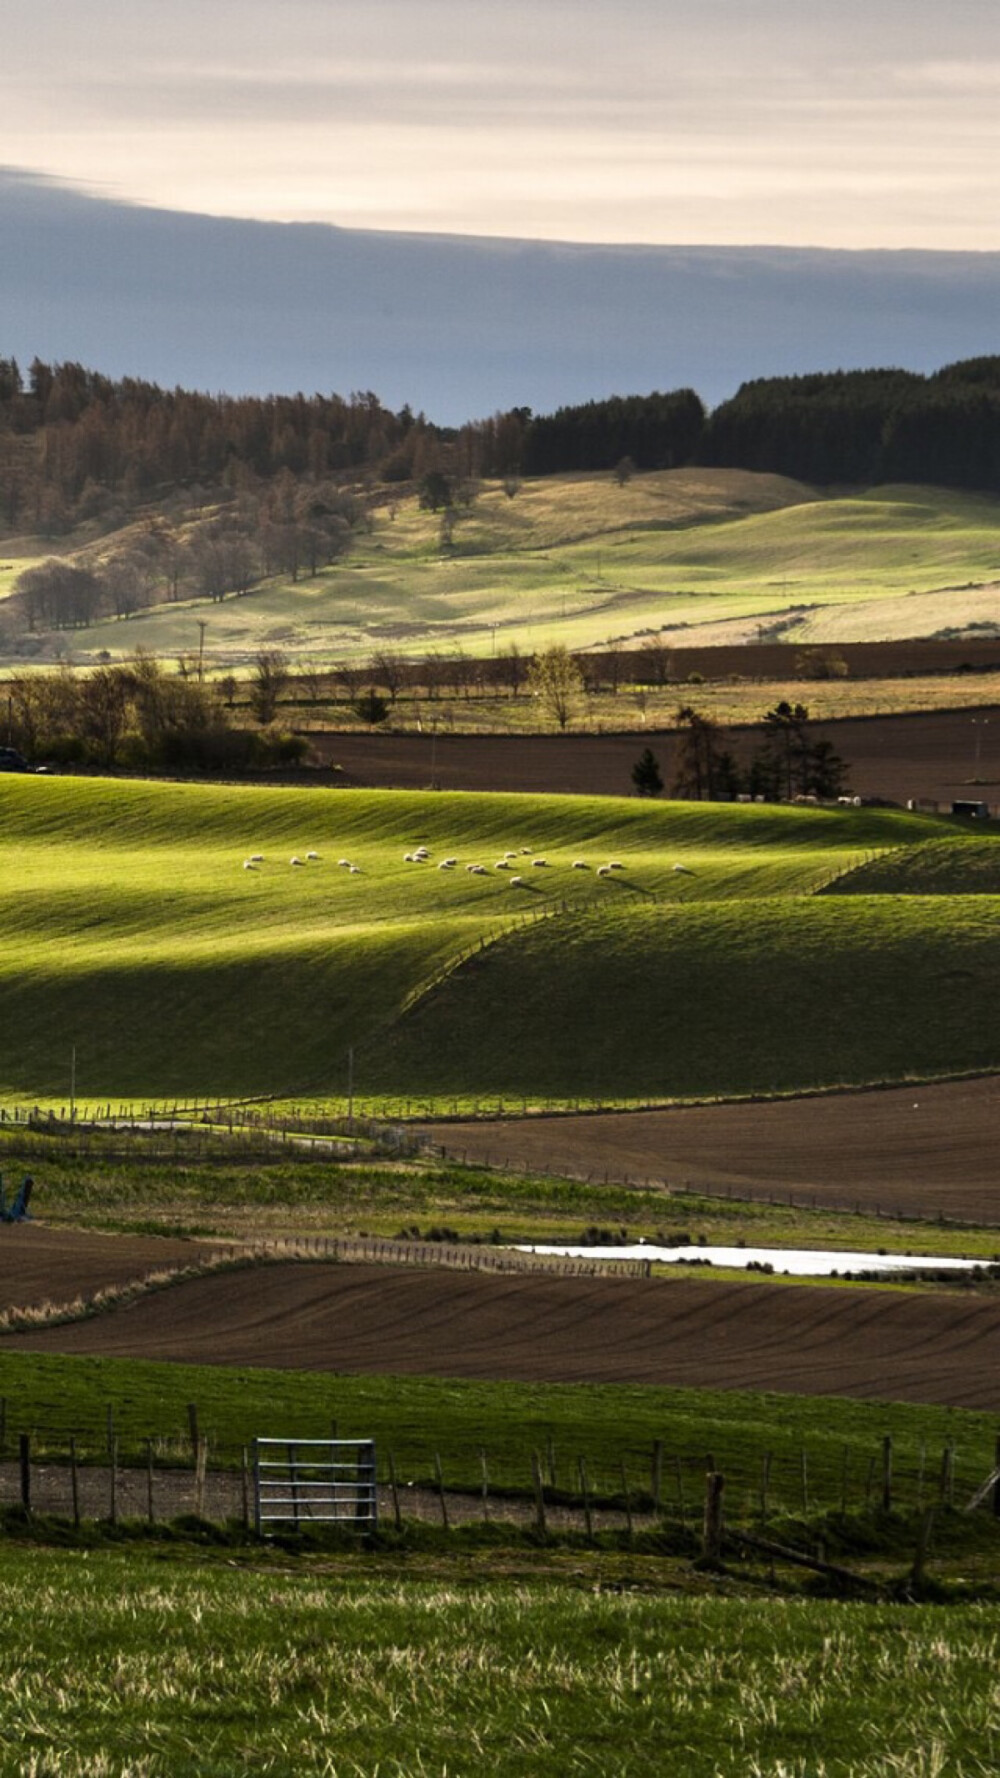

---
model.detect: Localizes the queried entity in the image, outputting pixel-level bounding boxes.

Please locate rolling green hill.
[0,775,986,1109]
[5,470,1000,667]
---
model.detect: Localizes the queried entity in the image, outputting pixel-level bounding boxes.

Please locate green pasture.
[0,1553,997,1776]
[0,1349,993,1515]
[0,774,957,1107]
[828,837,1000,897]
[19,469,1000,666]
[365,893,1000,1102]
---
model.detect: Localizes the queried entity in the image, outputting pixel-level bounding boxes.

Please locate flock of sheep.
[240,844,632,887]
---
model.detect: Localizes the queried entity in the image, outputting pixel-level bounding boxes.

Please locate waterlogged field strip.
[0,777,938,1102]
[0,1351,996,1514]
[0,1557,997,1777]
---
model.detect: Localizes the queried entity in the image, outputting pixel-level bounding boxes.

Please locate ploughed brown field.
[0,1226,215,1311]
[6,1252,1000,1410]
[420,1077,1000,1225]
[316,707,1000,806]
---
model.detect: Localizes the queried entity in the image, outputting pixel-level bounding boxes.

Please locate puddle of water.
[515,1242,990,1277]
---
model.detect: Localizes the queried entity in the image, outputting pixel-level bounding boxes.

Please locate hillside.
[0,774,986,1108]
[3,469,1000,667]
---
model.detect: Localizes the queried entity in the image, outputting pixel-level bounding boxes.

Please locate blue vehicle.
[0,1176,33,1222]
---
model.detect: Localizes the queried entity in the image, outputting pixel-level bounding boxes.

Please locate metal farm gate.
[253,1438,378,1534]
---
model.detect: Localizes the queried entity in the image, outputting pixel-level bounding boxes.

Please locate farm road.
[8,1262,1000,1410]
[420,1077,1000,1224]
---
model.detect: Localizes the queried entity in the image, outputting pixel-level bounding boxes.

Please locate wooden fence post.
[434,1452,449,1530]
[147,1439,156,1525]
[993,1436,1000,1520]
[106,1404,115,1462]
[546,1433,557,1489]
[759,1451,772,1525]
[531,1452,548,1537]
[651,1440,663,1512]
[387,1449,403,1532]
[109,1436,118,1527]
[187,1404,199,1462]
[19,1434,30,1514]
[480,1448,490,1523]
[912,1508,935,1589]
[69,1435,80,1528]
[195,1438,208,1519]
[675,1456,686,1525]
[620,1459,634,1544]
[939,1444,954,1507]
[240,1446,250,1532]
[800,1449,810,1515]
[578,1456,593,1541]
[702,1471,725,1566]
[881,1435,893,1513]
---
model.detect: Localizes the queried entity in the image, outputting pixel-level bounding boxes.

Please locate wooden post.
[69,1435,80,1528]
[480,1447,490,1523]
[147,1439,156,1525]
[109,1436,118,1526]
[939,1443,954,1508]
[578,1456,593,1541]
[865,1456,876,1509]
[434,1451,449,1530]
[19,1434,30,1514]
[187,1403,199,1462]
[651,1440,663,1512]
[759,1451,772,1525]
[917,1440,926,1509]
[620,1458,634,1543]
[912,1508,935,1588]
[0,1396,7,1456]
[840,1445,850,1515]
[800,1448,809,1514]
[531,1452,548,1537]
[387,1448,403,1532]
[675,1456,686,1525]
[546,1432,557,1489]
[702,1471,725,1566]
[881,1435,893,1513]
[993,1437,1000,1520]
[195,1438,208,1519]
[106,1404,115,1462]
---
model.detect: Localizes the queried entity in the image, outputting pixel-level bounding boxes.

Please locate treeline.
[3,652,307,772]
[4,353,1000,548]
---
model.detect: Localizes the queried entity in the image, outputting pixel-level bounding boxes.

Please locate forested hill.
[2,353,1000,541]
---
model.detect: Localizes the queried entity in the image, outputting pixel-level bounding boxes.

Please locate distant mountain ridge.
[3,168,1000,424]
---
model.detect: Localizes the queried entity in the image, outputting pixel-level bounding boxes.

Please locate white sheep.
[290,856,304,866]
[509,875,525,887]
[470,865,488,875]
[597,865,611,877]
[532,857,548,868]
[306,850,320,860]
[520,847,533,855]
[338,859,351,868]
[414,847,429,859]
[242,860,257,871]
[495,859,511,870]
[572,860,589,870]
[504,851,517,860]
[249,853,264,862]
[672,863,695,875]
[608,860,625,870]
[349,864,362,874]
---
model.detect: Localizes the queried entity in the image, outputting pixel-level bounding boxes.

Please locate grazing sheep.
[414,847,430,859]
[306,850,320,860]
[572,860,589,870]
[597,865,611,877]
[441,857,458,868]
[509,875,525,887]
[404,853,414,862]
[470,865,488,875]
[532,857,547,868]
[495,859,511,870]
[338,859,351,868]
[290,856,304,866]
[503,851,517,860]
[608,860,625,870]
[242,860,257,871]
[249,853,264,862]
[672,863,695,875]
[349,864,362,874]
[521,847,533,855]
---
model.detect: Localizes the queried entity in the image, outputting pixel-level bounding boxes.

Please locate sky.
[4,0,1000,249]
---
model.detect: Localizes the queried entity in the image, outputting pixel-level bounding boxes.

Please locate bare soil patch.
[316,707,1000,805]
[420,1077,1000,1225]
[8,1261,1000,1410]
[0,1226,215,1313]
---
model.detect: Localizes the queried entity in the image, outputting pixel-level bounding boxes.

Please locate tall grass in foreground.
[0,1551,996,1775]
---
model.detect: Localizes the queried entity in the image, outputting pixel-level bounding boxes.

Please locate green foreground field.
[0,1550,995,1776]
[3,773,995,1110]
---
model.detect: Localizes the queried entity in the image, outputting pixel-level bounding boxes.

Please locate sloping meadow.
[0,774,990,1106]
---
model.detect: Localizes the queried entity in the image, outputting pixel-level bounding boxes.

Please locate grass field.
[1,774,966,1108]
[6,470,1000,667]
[0,1552,997,1775]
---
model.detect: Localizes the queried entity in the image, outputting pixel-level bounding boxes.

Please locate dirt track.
[8,1260,1000,1410]
[316,707,1000,806]
[420,1077,1000,1225]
